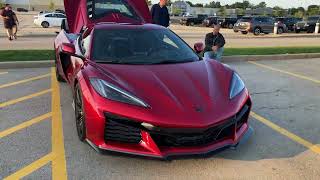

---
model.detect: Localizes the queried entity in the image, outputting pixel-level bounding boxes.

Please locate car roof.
[94,23,166,31]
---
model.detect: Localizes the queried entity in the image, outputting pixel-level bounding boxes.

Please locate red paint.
[54,1,252,158]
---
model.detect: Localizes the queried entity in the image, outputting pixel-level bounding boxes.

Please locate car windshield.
[239,17,252,22]
[308,17,320,21]
[92,0,140,21]
[92,28,200,64]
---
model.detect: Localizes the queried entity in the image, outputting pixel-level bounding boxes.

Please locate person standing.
[0,4,19,41]
[203,25,225,62]
[151,0,170,27]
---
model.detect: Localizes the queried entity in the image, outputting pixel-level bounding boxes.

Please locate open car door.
[64,0,152,33]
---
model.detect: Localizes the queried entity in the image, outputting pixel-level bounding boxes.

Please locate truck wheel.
[277,28,284,34]
[253,28,261,35]
[41,21,49,28]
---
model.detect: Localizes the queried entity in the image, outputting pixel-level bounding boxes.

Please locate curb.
[0,60,54,69]
[0,53,320,69]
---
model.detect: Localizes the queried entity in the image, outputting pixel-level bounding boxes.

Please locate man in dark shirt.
[151,0,170,27]
[203,25,225,61]
[0,4,18,41]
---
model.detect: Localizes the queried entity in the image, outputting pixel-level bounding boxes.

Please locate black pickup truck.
[218,17,238,29]
[294,16,320,33]
[180,14,208,26]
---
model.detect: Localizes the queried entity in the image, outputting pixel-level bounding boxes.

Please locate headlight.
[90,78,149,108]
[229,73,245,99]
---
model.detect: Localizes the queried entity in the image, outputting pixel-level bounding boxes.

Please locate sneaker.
[13,35,17,39]
[8,37,12,41]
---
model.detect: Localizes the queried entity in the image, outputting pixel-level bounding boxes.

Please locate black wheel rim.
[75,88,85,139]
[255,29,260,34]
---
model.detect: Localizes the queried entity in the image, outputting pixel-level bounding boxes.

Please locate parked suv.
[276,17,302,31]
[233,16,286,35]
[180,14,208,26]
[218,17,238,29]
[202,16,219,27]
[294,16,320,33]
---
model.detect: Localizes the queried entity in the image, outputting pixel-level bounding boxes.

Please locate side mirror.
[194,42,204,54]
[61,43,75,55]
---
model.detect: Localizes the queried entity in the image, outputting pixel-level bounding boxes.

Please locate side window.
[56,14,66,18]
[45,14,53,18]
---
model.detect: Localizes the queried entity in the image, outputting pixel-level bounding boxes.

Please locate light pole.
[28,0,31,11]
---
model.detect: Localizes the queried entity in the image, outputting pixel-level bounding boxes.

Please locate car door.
[44,13,55,27]
[55,13,66,27]
[64,0,152,33]
[264,17,274,32]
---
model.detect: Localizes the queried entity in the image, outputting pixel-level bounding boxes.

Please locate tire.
[277,28,284,34]
[228,24,234,29]
[295,29,300,33]
[75,84,86,142]
[41,21,49,28]
[234,30,239,33]
[241,31,248,34]
[190,22,195,26]
[55,65,65,82]
[253,27,261,36]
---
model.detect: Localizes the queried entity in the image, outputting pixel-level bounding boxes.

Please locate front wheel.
[75,84,86,142]
[228,24,234,29]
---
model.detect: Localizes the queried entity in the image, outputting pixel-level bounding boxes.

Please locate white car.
[34,13,66,28]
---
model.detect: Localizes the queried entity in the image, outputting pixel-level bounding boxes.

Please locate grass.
[0,47,320,62]
[224,47,320,56]
[0,50,54,62]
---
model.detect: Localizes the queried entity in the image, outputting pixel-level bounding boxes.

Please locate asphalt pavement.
[0,58,320,179]
[1,25,320,50]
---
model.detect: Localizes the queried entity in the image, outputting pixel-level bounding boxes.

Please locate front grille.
[104,115,142,144]
[151,103,251,147]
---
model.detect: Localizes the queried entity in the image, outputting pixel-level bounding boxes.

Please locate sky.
[151,0,320,9]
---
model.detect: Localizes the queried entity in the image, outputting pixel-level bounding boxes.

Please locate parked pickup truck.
[180,14,208,26]
[294,16,320,33]
[218,17,238,29]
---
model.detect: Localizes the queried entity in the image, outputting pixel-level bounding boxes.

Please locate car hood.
[64,0,152,33]
[87,60,248,128]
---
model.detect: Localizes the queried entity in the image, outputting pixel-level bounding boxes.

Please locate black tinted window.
[239,17,252,22]
[92,29,199,64]
[45,14,54,17]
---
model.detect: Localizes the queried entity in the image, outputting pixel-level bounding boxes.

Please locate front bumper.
[85,102,252,159]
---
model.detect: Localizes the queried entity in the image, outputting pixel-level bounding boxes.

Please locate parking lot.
[1,58,320,179]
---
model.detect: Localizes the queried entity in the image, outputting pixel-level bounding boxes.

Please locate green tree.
[48,1,55,11]
[255,2,267,8]
[307,5,320,16]
[171,7,182,16]
[205,1,222,8]
[236,8,245,16]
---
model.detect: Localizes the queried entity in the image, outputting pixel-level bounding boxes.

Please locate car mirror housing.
[194,42,204,54]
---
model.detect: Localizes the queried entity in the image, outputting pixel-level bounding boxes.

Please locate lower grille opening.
[104,117,142,144]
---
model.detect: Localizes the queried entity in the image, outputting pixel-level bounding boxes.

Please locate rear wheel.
[277,28,284,34]
[253,28,261,35]
[41,21,49,28]
[190,22,195,26]
[228,24,234,29]
[75,84,86,142]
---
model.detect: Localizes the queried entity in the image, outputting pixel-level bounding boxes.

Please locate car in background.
[275,17,302,31]
[202,16,219,27]
[294,16,320,33]
[34,12,66,28]
[17,8,28,12]
[180,14,208,26]
[218,17,238,29]
[233,16,287,35]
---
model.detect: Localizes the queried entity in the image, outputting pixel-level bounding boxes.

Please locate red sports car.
[55,0,252,158]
